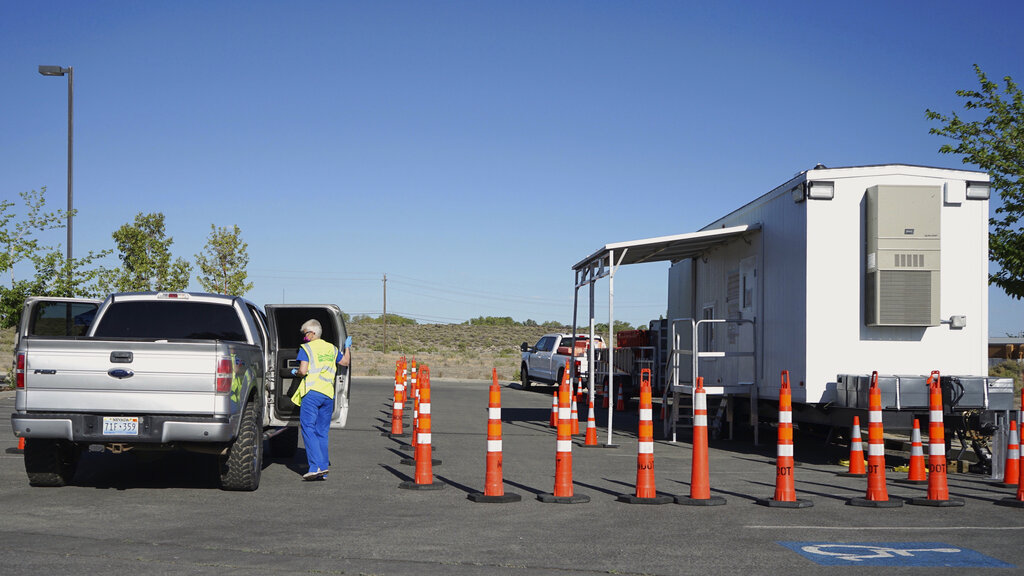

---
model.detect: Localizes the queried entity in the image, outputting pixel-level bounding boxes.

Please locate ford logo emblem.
[108,369,134,379]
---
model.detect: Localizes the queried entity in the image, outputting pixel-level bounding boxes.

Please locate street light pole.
[38,65,73,292]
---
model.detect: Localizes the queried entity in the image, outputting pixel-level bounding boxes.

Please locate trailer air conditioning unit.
[865,185,940,326]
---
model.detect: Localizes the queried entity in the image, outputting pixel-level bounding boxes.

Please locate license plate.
[102,416,139,436]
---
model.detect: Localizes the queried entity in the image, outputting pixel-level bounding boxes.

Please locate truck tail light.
[16,353,25,389]
[216,357,232,393]
[574,360,581,374]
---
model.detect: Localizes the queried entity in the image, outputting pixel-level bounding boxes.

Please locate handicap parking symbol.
[779,542,1013,567]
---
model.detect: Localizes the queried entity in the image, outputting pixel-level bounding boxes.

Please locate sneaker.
[302,470,326,481]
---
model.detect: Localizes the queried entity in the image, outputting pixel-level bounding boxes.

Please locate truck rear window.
[91,301,247,342]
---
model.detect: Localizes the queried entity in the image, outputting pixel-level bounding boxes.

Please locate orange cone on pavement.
[897,419,927,485]
[837,416,866,477]
[538,363,589,504]
[998,434,1024,507]
[848,371,903,507]
[583,397,599,446]
[550,390,558,427]
[602,378,610,409]
[386,358,409,437]
[758,371,812,508]
[399,366,444,490]
[570,396,580,435]
[470,369,521,503]
[17,437,25,451]
[615,383,625,411]
[677,377,726,506]
[620,369,672,504]
[994,420,1020,488]
[910,371,964,506]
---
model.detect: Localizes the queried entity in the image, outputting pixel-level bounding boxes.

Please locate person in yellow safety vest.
[291,319,351,481]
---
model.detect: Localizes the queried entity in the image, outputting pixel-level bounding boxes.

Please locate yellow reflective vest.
[291,338,338,406]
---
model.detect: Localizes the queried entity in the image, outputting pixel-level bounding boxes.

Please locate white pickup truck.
[519,333,605,389]
[11,293,350,490]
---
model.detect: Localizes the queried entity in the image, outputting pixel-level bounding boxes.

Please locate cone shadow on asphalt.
[379,463,412,483]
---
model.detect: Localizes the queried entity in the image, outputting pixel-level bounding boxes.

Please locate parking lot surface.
[2,377,1023,575]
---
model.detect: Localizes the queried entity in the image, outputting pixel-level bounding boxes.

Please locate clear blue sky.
[2,1,1022,335]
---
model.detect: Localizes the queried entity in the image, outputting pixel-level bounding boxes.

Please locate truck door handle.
[110,351,134,363]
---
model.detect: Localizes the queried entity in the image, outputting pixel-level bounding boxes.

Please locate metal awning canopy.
[573,224,759,275]
[569,224,759,447]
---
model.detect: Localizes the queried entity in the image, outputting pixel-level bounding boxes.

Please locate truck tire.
[269,426,299,458]
[521,364,532,389]
[24,439,77,487]
[220,400,263,491]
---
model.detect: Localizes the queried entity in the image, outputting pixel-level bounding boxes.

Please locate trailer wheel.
[520,364,531,389]
[219,400,263,491]
[24,439,77,487]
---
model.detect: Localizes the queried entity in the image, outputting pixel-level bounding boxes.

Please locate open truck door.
[265,304,350,428]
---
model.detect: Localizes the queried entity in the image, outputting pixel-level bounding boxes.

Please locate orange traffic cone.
[17,437,25,451]
[386,359,409,437]
[570,396,580,435]
[848,371,902,507]
[538,365,589,503]
[837,416,866,477]
[897,419,927,485]
[550,390,558,428]
[677,377,726,506]
[602,378,610,409]
[582,397,599,446]
[400,364,440,464]
[998,435,1024,507]
[993,420,1020,488]
[909,371,963,506]
[470,369,521,503]
[399,366,444,490]
[620,369,672,504]
[615,383,625,411]
[758,371,812,508]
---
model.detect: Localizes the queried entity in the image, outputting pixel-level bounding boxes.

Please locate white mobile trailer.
[665,164,1014,424]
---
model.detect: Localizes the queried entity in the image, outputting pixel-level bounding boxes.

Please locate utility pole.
[382,273,387,354]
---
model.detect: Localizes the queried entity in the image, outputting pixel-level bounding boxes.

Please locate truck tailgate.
[22,339,223,414]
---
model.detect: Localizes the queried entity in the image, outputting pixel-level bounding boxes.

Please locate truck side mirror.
[520,342,529,352]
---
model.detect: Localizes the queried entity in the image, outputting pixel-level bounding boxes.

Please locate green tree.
[105,212,191,292]
[0,188,111,328]
[927,65,1024,298]
[194,224,253,296]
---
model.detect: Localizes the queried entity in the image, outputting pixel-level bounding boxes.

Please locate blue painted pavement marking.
[778,541,1013,567]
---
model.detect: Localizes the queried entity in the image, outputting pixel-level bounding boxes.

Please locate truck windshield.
[91,301,247,342]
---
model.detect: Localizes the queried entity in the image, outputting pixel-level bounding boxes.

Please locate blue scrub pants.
[300,390,333,473]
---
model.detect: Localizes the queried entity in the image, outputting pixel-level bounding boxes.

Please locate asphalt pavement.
[2,377,1023,575]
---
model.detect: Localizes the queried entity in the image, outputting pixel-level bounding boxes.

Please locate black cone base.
[756,497,813,508]
[617,494,674,505]
[675,496,727,506]
[537,493,590,504]
[398,480,445,490]
[908,496,965,507]
[383,431,410,438]
[847,496,904,507]
[468,492,522,503]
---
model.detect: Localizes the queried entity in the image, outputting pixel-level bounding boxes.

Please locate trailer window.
[92,301,247,342]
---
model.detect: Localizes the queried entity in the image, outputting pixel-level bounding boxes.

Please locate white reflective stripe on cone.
[777,444,794,457]
[868,443,885,456]
[870,411,882,423]
[779,411,792,424]
[694,395,706,410]
[418,433,432,444]
[487,440,502,452]
[557,440,573,452]
[694,414,707,426]
[930,410,943,422]
[639,408,652,421]
[489,407,501,419]
[419,404,431,415]
[929,443,946,456]
[638,442,654,454]
[558,408,570,419]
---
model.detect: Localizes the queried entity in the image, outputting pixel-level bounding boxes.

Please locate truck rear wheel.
[24,439,77,487]
[220,400,263,491]
[521,364,531,389]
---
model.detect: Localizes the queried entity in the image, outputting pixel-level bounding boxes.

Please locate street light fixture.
[38,64,74,292]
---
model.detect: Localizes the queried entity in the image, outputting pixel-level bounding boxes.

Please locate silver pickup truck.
[11,292,350,491]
